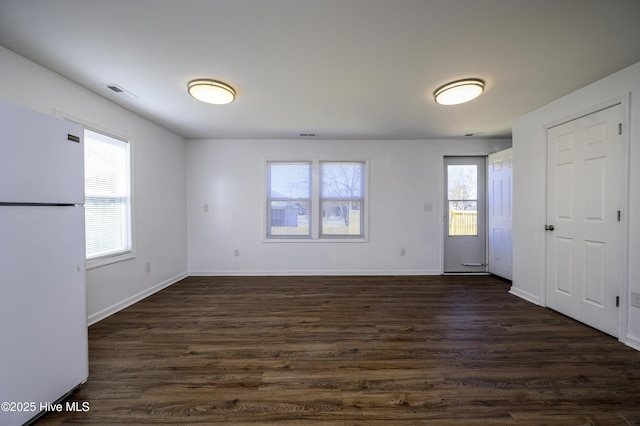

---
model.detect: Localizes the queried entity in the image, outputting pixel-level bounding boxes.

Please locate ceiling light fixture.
[434,79,485,105]
[188,79,236,104]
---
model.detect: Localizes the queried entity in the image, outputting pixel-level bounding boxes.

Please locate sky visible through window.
[269,163,309,199]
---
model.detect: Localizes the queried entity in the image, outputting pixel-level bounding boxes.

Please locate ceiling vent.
[102,84,138,99]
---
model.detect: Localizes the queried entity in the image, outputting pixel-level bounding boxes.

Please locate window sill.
[263,237,368,243]
[86,251,135,270]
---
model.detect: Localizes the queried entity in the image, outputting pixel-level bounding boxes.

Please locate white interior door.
[444,156,487,273]
[546,104,623,337]
[488,148,513,280]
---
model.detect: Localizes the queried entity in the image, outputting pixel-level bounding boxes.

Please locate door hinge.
[617,210,621,222]
[618,123,622,135]
[616,296,620,307]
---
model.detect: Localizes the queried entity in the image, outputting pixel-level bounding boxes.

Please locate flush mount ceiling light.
[188,79,236,104]
[434,79,485,105]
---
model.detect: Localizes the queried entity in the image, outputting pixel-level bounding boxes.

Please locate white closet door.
[546,104,623,337]
[488,148,513,280]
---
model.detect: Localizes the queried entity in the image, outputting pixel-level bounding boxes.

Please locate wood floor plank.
[34,275,640,425]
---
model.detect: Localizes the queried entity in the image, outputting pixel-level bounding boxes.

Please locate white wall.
[187,138,511,275]
[0,46,188,324]
[512,60,640,350]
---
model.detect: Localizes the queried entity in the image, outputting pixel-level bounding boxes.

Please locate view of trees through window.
[267,161,364,238]
[447,164,478,236]
[321,162,363,236]
[267,162,311,237]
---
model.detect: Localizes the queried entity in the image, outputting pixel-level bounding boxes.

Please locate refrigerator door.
[0,100,84,204]
[0,206,88,426]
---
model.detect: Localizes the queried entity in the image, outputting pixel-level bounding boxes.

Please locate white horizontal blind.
[84,129,131,260]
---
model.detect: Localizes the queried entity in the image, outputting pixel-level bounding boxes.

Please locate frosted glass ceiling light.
[188,79,236,104]
[434,79,484,105]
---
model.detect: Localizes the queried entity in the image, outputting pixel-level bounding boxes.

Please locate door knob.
[545,224,555,231]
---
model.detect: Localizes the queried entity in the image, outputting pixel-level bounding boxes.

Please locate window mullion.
[311,160,320,239]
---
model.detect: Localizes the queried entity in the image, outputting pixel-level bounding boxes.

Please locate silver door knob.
[545,224,555,231]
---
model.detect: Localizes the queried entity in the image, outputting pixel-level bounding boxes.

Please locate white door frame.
[542,94,630,342]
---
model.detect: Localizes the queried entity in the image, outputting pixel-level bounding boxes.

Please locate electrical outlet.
[400,248,406,256]
[631,291,640,308]
[144,262,151,273]
[234,249,240,257]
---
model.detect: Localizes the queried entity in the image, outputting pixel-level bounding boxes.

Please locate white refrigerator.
[0,100,89,426]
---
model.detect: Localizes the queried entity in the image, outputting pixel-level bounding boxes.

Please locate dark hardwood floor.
[37,275,640,425]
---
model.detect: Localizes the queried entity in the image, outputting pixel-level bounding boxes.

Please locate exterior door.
[444,156,487,273]
[488,148,513,280]
[546,104,623,337]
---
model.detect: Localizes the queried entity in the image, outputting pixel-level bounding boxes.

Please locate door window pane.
[448,165,478,236]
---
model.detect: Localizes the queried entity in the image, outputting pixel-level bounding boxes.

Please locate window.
[266,160,366,240]
[84,129,132,262]
[447,164,478,236]
[320,162,364,237]
[266,162,311,238]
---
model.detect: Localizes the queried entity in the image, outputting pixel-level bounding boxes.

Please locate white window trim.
[263,158,369,243]
[55,109,136,269]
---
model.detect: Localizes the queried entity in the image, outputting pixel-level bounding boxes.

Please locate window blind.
[84,129,131,259]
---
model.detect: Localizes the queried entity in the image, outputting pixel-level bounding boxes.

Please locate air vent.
[107,85,124,93]
[299,133,317,137]
[102,84,138,99]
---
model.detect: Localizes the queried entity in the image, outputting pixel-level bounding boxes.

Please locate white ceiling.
[1,0,640,140]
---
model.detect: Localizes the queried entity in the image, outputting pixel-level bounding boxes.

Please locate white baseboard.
[87,272,188,326]
[188,269,442,276]
[509,286,541,305]
[509,287,640,352]
[624,333,640,351]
